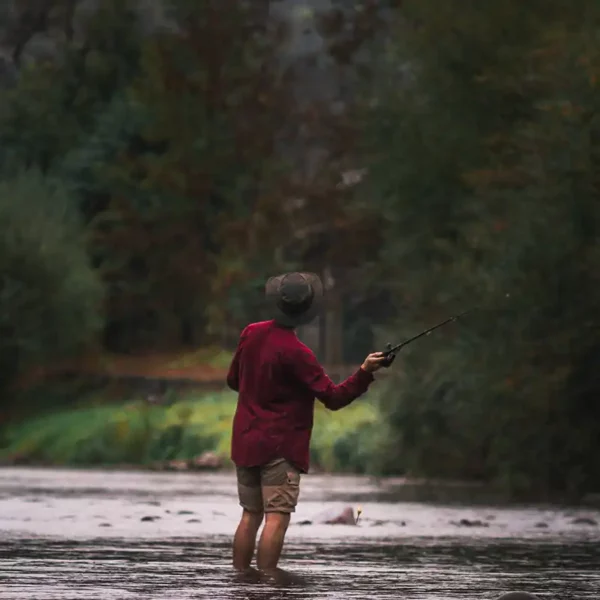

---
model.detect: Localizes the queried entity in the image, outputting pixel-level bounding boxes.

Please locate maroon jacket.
[227,320,375,473]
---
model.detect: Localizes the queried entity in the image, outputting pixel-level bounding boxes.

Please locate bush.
[0,391,382,472]
[0,172,104,397]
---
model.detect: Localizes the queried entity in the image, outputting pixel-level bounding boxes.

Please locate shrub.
[0,172,104,401]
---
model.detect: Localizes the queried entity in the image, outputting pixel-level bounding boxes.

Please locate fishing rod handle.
[380,343,397,368]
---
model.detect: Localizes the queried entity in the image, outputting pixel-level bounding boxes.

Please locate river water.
[1,468,599,599]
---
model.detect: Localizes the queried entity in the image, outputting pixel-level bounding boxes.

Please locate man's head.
[265,272,324,328]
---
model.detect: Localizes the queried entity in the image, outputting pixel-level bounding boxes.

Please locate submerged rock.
[369,519,406,527]
[571,517,598,526]
[496,593,539,600]
[141,516,160,522]
[451,518,489,528]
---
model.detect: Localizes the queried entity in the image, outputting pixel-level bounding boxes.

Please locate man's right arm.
[226,326,249,392]
[287,346,375,411]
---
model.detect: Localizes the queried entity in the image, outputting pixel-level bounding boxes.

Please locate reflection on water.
[1,468,600,599]
[2,537,600,599]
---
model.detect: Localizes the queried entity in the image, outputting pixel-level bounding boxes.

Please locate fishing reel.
[380,343,397,368]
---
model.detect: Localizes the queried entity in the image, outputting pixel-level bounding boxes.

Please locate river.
[1,468,599,599]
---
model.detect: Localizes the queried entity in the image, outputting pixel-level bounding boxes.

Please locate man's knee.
[264,511,291,530]
[261,459,301,514]
[241,508,264,528]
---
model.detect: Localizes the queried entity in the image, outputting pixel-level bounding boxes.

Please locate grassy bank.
[0,390,383,473]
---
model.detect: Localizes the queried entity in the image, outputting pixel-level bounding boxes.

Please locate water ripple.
[1,468,599,599]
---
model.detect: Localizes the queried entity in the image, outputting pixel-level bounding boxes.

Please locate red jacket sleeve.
[287,345,375,411]
[226,327,248,392]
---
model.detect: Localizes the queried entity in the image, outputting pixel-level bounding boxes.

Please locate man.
[226,272,387,572]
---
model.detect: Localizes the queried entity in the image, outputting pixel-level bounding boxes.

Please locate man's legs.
[234,466,264,571]
[256,512,290,570]
[233,509,263,570]
[256,458,301,571]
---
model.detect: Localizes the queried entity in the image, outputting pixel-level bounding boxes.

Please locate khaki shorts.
[236,458,301,514]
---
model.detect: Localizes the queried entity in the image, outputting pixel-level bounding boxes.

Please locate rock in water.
[571,516,598,526]
[451,518,489,527]
[311,506,356,525]
[190,451,222,470]
[497,593,539,600]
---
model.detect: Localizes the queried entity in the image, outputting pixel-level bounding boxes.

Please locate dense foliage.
[1,0,599,497]
[0,173,103,398]
[0,390,379,474]
[361,0,600,497]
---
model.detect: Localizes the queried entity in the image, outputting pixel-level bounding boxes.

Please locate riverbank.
[4,375,600,508]
[0,389,382,475]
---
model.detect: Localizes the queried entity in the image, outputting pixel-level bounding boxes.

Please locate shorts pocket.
[286,469,300,486]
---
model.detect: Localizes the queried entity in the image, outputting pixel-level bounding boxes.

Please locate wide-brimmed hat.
[265,272,324,327]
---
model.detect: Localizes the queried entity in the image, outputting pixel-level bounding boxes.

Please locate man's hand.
[361,352,387,373]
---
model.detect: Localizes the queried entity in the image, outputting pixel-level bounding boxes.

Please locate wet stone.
[313,506,356,525]
[571,517,598,526]
[452,519,489,528]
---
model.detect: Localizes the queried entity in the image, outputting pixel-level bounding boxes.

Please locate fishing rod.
[380,308,476,368]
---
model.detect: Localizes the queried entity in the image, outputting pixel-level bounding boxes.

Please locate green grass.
[0,391,383,473]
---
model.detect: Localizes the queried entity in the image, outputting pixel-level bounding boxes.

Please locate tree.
[0,0,143,175]
[0,171,104,401]
[359,0,600,497]
[88,0,293,349]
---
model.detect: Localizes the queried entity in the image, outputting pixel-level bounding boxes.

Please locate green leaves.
[360,0,600,496]
[0,171,104,390]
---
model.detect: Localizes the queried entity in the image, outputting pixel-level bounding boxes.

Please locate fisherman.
[226,272,386,573]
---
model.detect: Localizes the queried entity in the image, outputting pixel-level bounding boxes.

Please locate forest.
[1,0,599,501]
